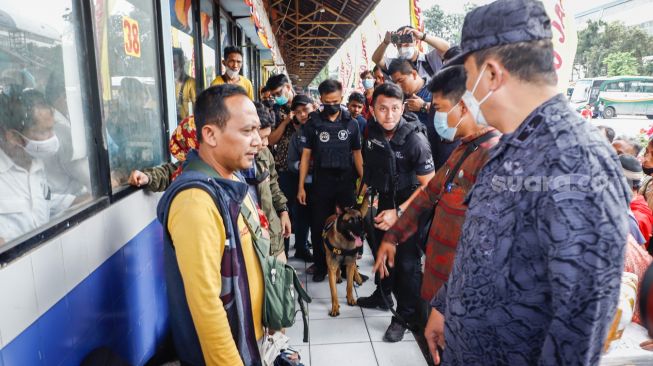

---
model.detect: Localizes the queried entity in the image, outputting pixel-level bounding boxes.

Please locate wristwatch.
[396,207,404,217]
[277,207,288,215]
[421,32,427,41]
[420,102,428,114]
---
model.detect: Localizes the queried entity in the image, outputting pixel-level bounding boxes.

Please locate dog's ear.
[335,205,343,215]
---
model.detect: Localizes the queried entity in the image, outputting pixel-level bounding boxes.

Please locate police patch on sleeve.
[319,131,330,142]
[338,130,349,141]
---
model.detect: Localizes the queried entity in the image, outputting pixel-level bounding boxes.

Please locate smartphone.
[391,32,414,44]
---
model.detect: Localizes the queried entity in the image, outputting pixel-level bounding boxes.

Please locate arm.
[353,149,364,179]
[371,31,393,69]
[168,189,244,366]
[406,29,450,56]
[399,172,434,212]
[297,148,312,205]
[536,189,628,365]
[266,150,288,212]
[140,161,180,192]
[268,118,291,146]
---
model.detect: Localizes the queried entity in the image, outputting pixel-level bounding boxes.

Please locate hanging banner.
[543,0,577,93]
[409,0,425,52]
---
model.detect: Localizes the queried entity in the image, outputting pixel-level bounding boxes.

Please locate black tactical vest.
[363,119,421,195]
[312,110,355,170]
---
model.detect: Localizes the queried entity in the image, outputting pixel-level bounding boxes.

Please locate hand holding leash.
[372,241,396,279]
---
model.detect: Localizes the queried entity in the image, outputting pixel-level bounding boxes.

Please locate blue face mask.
[275,95,289,106]
[433,103,464,142]
[362,79,375,90]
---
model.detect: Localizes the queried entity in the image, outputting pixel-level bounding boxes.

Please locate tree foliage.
[575,20,653,77]
[423,3,476,45]
[603,52,639,76]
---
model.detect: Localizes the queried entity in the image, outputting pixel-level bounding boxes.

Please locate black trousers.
[310,170,356,274]
[369,193,423,320]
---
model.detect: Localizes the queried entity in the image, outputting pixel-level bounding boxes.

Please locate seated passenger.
[0,90,75,244]
[157,84,264,365]
[173,47,197,122]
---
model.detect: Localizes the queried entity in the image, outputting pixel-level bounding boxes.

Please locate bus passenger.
[173,47,196,122]
[157,85,264,365]
[211,46,255,100]
[0,91,75,244]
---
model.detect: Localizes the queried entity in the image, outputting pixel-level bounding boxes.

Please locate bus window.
[92,0,165,189]
[171,0,198,124]
[0,0,98,246]
[570,80,592,103]
[200,0,217,90]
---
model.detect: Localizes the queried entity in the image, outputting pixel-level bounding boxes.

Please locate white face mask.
[225,68,239,79]
[465,64,494,126]
[19,133,60,159]
[398,47,416,60]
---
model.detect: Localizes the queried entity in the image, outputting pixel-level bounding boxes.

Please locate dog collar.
[322,220,360,257]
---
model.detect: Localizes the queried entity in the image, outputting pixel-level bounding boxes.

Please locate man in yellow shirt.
[157,84,264,365]
[173,48,196,122]
[211,46,255,100]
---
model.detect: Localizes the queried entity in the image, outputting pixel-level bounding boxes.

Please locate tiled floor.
[285,243,428,366]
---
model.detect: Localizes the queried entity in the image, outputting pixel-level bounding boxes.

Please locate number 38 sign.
[122,16,141,58]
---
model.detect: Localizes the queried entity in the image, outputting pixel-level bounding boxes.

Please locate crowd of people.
[117,0,653,365]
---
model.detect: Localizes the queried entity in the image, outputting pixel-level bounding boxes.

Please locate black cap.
[448,0,552,65]
[291,94,313,110]
[619,154,643,187]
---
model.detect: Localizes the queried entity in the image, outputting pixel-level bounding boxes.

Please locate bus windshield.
[570,80,593,103]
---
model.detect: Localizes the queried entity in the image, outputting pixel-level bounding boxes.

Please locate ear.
[335,205,343,215]
[486,60,505,91]
[459,98,469,116]
[5,129,22,146]
[201,125,219,147]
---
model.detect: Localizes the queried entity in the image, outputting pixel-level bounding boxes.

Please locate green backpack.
[240,202,312,342]
[185,159,312,342]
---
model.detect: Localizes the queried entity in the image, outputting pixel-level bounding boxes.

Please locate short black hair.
[172,47,185,63]
[372,83,404,106]
[474,40,557,86]
[0,89,51,134]
[318,79,342,95]
[598,125,615,143]
[442,46,462,63]
[194,84,249,142]
[348,92,365,105]
[372,65,382,74]
[254,102,273,129]
[396,25,414,33]
[260,86,269,94]
[223,46,243,59]
[266,74,290,91]
[428,66,467,104]
[388,58,416,77]
[360,70,373,79]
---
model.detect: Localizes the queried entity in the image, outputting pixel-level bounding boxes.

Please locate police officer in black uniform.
[357,82,435,342]
[297,79,364,282]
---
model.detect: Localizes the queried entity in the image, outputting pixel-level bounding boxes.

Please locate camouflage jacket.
[256,147,288,256]
[143,161,180,192]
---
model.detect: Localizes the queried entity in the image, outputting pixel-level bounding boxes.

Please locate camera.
[391,32,414,44]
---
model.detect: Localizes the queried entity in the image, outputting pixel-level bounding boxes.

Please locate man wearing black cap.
[427,0,631,365]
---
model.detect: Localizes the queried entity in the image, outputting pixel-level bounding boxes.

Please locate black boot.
[383,317,407,342]
[356,289,393,310]
[294,248,314,262]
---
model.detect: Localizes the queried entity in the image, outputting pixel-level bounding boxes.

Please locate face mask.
[322,104,340,116]
[465,64,494,126]
[19,133,60,159]
[225,68,239,79]
[362,79,375,90]
[263,99,275,108]
[275,95,288,106]
[644,166,653,176]
[398,47,416,60]
[433,103,464,142]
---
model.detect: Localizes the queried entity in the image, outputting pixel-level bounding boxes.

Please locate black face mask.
[262,99,275,108]
[322,104,340,116]
[644,166,653,176]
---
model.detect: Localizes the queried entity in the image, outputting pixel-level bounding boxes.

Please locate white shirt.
[0,149,74,244]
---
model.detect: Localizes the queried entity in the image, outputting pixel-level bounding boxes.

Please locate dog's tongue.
[354,235,363,248]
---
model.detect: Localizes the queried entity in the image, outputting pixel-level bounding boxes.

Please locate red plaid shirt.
[384,128,500,301]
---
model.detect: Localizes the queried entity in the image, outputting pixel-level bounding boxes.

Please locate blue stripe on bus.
[0,220,168,366]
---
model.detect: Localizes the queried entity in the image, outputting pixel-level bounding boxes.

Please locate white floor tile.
[361,306,394,318]
[309,317,370,345]
[310,342,377,366]
[308,297,363,320]
[372,341,427,366]
[364,316,415,342]
[307,278,349,299]
[285,318,310,345]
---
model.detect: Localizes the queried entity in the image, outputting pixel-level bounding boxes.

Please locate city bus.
[570,76,653,119]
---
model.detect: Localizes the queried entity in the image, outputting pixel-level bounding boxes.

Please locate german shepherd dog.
[323,207,366,317]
